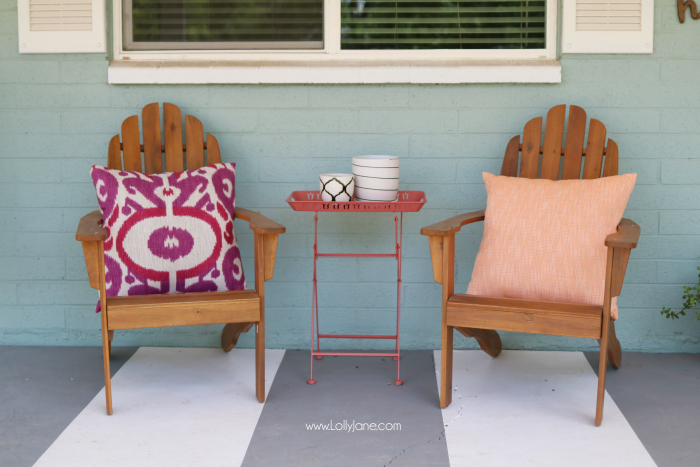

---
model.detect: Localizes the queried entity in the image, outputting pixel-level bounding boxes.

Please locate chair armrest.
[235,208,286,235]
[76,210,107,242]
[420,209,486,237]
[605,218,640,249]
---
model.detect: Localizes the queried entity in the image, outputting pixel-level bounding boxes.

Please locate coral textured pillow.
[90,163,246,300]
[467,172,636,319]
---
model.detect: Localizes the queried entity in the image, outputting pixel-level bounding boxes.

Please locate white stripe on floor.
[34,348,285,467]
[434,350,656,467]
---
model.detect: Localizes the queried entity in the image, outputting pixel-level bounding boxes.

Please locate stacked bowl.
[352,155,399,202]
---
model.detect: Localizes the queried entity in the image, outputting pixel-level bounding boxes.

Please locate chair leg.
[255,321,265,403]
[107,330,114,357]
[607,320,622,369]
[595,330,609,426]
[440,324,454,408]
[221,322,254,352]
[101,326,113,415]
[455,327,502,358]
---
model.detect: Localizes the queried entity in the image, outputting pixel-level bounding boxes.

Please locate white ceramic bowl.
[352,155,400,168]
[319,173,354,202]
[354,174,399,191]
[354,186,398,202]
[351,165,399,179]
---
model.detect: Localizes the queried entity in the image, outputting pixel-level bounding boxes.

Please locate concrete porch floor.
[1,347,698,467]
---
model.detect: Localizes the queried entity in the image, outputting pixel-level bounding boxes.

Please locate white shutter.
[562,0,654,54]
[17,0,106,53]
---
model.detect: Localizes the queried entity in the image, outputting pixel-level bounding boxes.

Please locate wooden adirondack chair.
[421,105,641,426]
[75,103,285,414]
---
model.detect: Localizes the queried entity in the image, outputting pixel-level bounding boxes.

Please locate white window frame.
[113,0,558,61]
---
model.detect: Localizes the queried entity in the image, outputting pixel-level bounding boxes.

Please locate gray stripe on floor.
[584,351,700,467]
[0,346,138,467]
[242,350,449,467]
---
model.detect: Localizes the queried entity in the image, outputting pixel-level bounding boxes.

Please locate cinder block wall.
[1,2,699,352]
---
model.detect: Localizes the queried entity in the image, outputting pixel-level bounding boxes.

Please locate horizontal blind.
[127,0,323,50]
[341,0,546,50]
[30,0,93,31]
[576,0,641,31]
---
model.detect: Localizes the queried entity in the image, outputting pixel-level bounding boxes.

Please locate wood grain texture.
[501,135,521,176]
[611,247,632,298]
[440,234,455,408]
[98,241,113,415]
[447,295,603,340]
[595,247,615,426]
[107,135,122,170]
[561,105,587,179]
[455,327,502,358]
[428,235,444,284]
[582,119,606,179]
[540,104,566,180]
[206,133,222,165]
[221,322,255,352]
[121,115,142,172]
[163,102,184,172]
[81,241,100,289]
[420,209,485,237]
[607,319,622,369]
[185,115,205,170]
[254,233,266,403]
[75,210,107,241]
[605,218,641,248]
[519,116,542,179]
[142,103,162,175]
[107,290,261,330]
[603,139,619,177]
[235,207,287,234]
[263,233,279,281]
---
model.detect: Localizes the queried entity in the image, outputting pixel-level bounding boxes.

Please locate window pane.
[126,0,324,50]
[341,0,546,50]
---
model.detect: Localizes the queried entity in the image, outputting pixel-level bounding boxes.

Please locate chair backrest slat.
[121,116,142,172]
[108,135,122,170]
[504,104,619,183]
[207,133,222,165]
[142,103,163,175]
[163,103,184,172]
[561,105,587,180]
[603,139,619,177]
[519,117,542,179]
[501,135,520,177]
[582,119,606,179]
[185,115,205,170]
[540,105,566,180]
[110,103,215,176]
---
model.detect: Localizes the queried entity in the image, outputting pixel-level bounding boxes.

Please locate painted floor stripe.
[33,348,285,467]
[435,350,657,467]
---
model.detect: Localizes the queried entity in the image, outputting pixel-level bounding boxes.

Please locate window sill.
[107,59,561,84]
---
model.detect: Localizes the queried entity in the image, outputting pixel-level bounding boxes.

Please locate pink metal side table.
[286,190,427,386]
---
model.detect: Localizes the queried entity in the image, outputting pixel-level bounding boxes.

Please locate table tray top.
[286,190,427,213]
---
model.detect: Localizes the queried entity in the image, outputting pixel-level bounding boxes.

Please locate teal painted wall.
[1,1,699,352]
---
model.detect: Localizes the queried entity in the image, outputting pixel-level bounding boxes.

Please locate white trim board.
[434,350,657,467]
[108,60,562,85]
[33,348,285,467]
